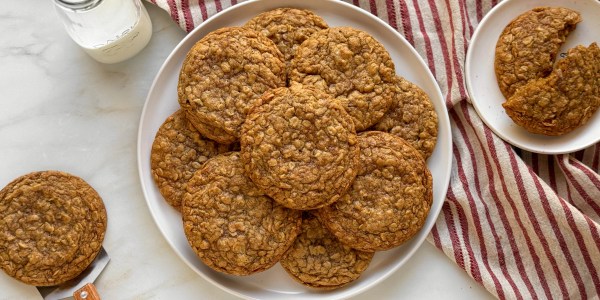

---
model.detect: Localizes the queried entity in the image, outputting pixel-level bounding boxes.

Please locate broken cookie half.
[502,43,600,136]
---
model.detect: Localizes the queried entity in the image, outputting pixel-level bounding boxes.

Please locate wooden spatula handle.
[73,283,101,300]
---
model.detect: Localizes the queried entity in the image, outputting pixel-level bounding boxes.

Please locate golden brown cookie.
[178,26,286,144]
[317,132,432,252]
[503,43,600,136]
[495,7,581,98]
[289,27,396,131]
[280,213,374,289]
[372,76,438,159]
[182,152,302,276]
[0,171,107,286]
[183,112,237,145]
[245,8,328,66]
[151,109,230,211]
[240,85,359,210]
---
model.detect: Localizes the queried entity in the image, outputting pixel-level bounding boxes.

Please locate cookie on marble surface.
[317,131,432,252]
[0,171,107,286]
[289,27,396,131]
[494,7,581,98]
[245,8,328,66]
[182,152,302,276]
[151,109,230,211]
[372,76,438,159]
[240,84,359,210]
[178,26,286,144]
[503,43,600,136]
[280,213,374,290]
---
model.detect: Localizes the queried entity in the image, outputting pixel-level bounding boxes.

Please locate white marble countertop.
[0,2,493,299]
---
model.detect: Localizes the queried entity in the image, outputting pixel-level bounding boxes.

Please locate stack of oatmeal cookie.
[151,8,438,289]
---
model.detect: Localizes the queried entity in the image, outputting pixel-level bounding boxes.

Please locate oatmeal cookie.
[0,171,107,286]
[280,213,374,289]
[503,43,600,136]
[182,152,302,275]
[151,109,230,211]
[317,132,432,252]
[372,76,438,159]
[240,85,359,210]
[184,112,237,145]
[495,7,581,98]
[178,26,286,144]
[245,8,328,66]
[289,27,396,131]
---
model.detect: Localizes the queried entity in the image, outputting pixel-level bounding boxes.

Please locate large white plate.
[466,0,600,154]
[137,0,451,299]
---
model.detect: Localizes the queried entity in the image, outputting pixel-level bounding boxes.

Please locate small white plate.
[137,0,451,299]
[465,0,600,154]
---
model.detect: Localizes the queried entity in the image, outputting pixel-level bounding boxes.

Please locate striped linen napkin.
[145,0,600,298]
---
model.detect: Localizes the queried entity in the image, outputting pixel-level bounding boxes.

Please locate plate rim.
[465,0,600,155]
[137,0,452,298]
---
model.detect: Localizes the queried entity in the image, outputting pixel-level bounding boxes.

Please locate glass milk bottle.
[53,0,153,64]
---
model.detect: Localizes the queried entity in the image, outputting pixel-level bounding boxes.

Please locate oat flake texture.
[178,26,286,144]
[0,171,107,286]
[182,152,302,276]
[280,213,374,289]
[289,27,396,131]
[494,7,581,98]
[240,84,359,210]
[372,76,438,159]
[503,43,600,136]
[245,8,328,68]
[150,109,230,211]
[318,131,433,252]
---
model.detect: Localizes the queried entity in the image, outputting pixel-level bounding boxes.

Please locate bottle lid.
[54,0,102,10]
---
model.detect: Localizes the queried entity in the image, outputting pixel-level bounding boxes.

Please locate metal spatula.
[36,247,110,300]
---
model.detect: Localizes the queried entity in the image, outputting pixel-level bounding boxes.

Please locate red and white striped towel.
[146,0,600,298]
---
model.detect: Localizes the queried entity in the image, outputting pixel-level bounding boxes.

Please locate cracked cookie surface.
[0,171,107,286]
[240,85,359,210]
[372,76,438,159]
[178,26,286,144]
[317,132,432,252]
[245,8,328,68]
[182,152,301,275]
[289,27,396,131]
[280,213,373,289]
[503,43,600,136]
[494,7,581,98]
[151,109,230,211]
